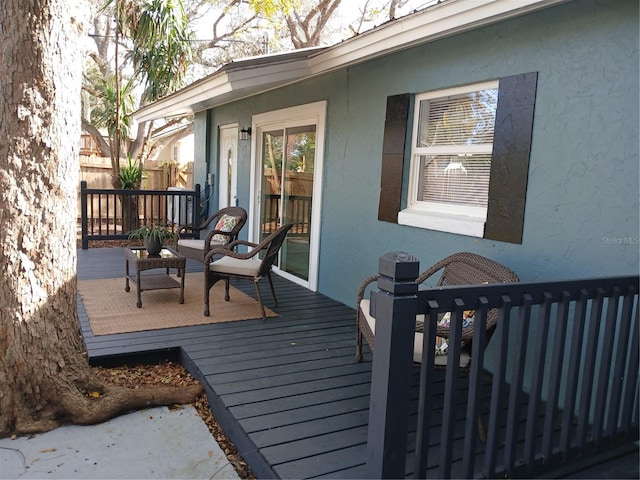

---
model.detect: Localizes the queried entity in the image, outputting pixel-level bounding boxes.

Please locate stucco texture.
[198,0,639,309]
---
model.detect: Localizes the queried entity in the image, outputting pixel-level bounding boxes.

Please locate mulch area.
[92,362,256,480]
[81,239,255,479]
[78,239,141,249]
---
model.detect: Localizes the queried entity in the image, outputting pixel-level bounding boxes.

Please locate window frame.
[377,72,536,244]
[400,80,499,238]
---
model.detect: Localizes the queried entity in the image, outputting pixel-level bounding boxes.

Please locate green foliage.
[249,0,297,17]
[288,131,315,172]
[119,157,144,189]
[92,75,136,142]
[127,224,179,242]
[126,0,195,103]
[105,0,194,102]
[89,0,195,166]
[262,130,316,172]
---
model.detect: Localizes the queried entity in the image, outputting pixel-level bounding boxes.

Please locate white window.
[399,80,499,237]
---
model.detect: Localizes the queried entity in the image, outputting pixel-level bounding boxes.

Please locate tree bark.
[0,0,202,438]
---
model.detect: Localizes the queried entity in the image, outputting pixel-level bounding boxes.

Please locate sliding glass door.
[251,102,325,290]
[259,125,315,281]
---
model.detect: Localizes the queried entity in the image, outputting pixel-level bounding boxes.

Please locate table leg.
[179,267,185,304]
[125,259,130,292]
[136,271,142,308]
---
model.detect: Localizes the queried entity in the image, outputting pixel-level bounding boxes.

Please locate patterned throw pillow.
[434,310,475,355]
[211,214,238,244]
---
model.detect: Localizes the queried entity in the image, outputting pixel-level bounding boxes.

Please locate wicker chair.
[176,206,247,264]
[203,223,294,320]
[355,252,519,365]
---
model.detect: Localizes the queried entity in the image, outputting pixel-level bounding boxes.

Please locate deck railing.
[366,252,639,479]
[79,181,201,249]
[262,194,312,237]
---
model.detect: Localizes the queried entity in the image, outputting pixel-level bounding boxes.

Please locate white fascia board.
[308,0,569,74]
[135,0,569,122]
[134,58,313,122]
[225,58,313,91]
[135,72,232,122]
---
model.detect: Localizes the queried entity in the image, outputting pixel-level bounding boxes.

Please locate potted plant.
[128,224,178,256]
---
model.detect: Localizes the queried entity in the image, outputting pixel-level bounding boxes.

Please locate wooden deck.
[78,247,373,478]
[77,248,639,479]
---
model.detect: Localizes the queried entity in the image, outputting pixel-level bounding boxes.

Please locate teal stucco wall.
[197,0,639,309]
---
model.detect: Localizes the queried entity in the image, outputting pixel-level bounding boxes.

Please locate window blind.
[415,88,497,209]
[419,154,492,207]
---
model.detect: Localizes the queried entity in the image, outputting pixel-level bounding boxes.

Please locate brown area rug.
[78,273,277,336]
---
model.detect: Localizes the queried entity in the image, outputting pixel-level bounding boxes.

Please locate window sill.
[398,208,485,238]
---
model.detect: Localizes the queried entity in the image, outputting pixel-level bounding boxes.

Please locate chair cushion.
[211,214,238,244]
[209,256,261,277]
[177,239,205,251]
[360,299,471,367]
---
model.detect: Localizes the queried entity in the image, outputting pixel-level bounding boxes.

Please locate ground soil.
[79,240,255,479]
[92,362,256,480]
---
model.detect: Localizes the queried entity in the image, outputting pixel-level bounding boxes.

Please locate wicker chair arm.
[204,228,235,249]
[416,257,450,285]
[356,275,380,305]
[226,239,258,250]
[177,223,207,236]
[177,211,221,236]
[203,230,281,265]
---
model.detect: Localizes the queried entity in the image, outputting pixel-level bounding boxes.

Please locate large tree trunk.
[0,0,201,438]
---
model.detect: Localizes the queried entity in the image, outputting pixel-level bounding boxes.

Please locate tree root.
[62,383,205,426]
[4,382,204,437]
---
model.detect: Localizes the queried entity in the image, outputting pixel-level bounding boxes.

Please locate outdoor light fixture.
[239,127,252,141]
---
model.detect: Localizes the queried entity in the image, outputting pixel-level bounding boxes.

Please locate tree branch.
[81,118,111,158]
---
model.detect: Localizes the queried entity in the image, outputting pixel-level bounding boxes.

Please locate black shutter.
[484,72,538,244]
[378,93,410,223]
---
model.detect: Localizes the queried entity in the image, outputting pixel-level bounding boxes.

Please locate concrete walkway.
[0,406,239,479]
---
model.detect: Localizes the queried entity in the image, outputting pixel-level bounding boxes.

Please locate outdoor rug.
[77,273,277,336]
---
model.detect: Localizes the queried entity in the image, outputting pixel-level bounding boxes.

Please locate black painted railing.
[80,181,201,249]
[366,252,639,479]
[262,193,312,237]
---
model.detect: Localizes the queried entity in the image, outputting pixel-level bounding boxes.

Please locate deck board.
[77,247,372,479]
[74,248,522,479]
[76,247,636,479]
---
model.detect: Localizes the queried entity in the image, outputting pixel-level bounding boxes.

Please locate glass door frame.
[248,101,326,291]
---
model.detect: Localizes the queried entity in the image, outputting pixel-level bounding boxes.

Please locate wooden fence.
[78,155,193,221]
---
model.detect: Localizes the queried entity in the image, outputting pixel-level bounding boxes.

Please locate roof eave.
[134,0,570,123]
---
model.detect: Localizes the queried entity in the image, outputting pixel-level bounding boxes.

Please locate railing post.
[80,180,88,249]
[366,251,419,479]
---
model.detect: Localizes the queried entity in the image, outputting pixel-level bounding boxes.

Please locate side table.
[125,246,186,308]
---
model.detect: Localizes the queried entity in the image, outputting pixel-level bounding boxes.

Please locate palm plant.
[93,0,194,185]
[118,156,144,189]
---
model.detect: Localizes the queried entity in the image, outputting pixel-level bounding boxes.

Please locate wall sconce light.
[239,127,252,141]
